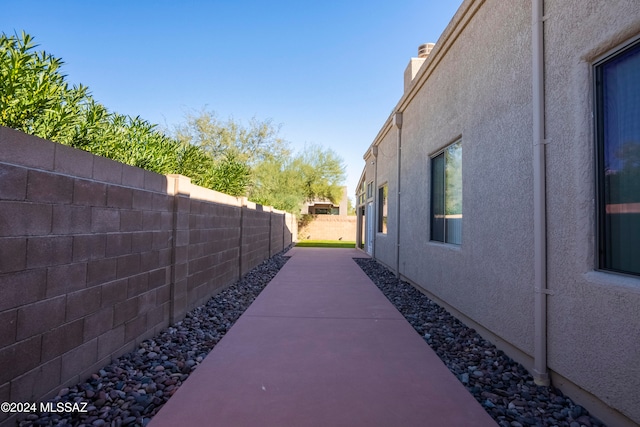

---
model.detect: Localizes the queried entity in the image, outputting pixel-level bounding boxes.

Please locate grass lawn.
[295,240,356,248]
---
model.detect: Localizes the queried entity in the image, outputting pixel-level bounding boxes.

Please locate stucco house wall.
[359,149,379,253]
[360,1,640,425]
[399,0,535,357]
[371,124,398,265]
[542,1,640,422]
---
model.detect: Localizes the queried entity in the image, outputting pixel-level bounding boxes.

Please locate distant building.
[302,186,348,216]
[357,1,640,426]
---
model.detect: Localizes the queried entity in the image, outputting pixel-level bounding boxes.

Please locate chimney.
[418,43,435,58]
[404,43,435,92]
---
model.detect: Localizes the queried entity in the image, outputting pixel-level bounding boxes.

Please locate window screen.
[596,40,640,275]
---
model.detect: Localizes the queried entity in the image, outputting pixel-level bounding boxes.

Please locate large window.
[378,184,388,234]
[596,39,640,276]
[431,140,462,244]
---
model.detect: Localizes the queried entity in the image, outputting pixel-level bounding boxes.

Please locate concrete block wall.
[185,199,241,312]
[239,204,271,277]
[284,213,296,248]
[0,126,173,414]
[0,127,295,421]
[298,215,357,241]
[270,212,285,256]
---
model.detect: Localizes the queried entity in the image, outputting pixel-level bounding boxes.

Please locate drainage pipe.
[372,145,378,259]
[532,0,550,386]
[393,112,403,277]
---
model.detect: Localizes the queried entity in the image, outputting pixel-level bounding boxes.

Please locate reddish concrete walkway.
[149,247,497,427]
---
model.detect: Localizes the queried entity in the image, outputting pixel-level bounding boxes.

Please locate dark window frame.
[377,184,388,234]
[366,182,373,199]
[430,139,462,245]
[594,37,640,276]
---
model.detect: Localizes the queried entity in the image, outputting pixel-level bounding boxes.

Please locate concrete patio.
[149,247,497,427]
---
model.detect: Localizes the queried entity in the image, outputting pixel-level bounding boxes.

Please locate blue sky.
[1,1,462,200]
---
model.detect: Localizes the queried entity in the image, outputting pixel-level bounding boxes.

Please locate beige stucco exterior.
[358,1,640,426]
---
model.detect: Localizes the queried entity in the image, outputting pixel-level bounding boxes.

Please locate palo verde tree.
[173,109,291,166]
[174,110,346,213]
[247,144,346,213]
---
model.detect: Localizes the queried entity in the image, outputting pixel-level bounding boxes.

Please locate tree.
[248,144,345,212]
[0,31,244,194]
[173,110,290,166]
[347,197,356,216]
[248,157,305,212]
[209,152,251,197]
[174,111,346,213]
[1,32,345,209]
[294,144,345,204]
[0,31,180,172]
[0,31,89,142]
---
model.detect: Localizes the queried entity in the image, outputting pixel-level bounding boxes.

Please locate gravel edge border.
[354,257,605,427]
[18,249,291,427]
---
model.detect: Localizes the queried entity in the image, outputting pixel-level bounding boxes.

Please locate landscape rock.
[19,250,290,427]
[355,258,605,427]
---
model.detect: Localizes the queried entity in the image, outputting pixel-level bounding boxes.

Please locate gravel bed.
[19,251,290,427]
[354,258,605,427]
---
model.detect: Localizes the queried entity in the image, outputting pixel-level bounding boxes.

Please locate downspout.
[355,195,362,250]
[532,0,550,386]
[393,112,403,277]
[372,145,378,259]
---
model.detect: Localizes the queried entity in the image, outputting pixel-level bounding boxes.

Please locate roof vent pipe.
[418,43,435,58]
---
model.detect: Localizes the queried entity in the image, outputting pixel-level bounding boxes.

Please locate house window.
[595,39,640,276]
[378,184,388,234]
[358,182,365,205]
[366,182,373,199]
[431,140,462,244]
